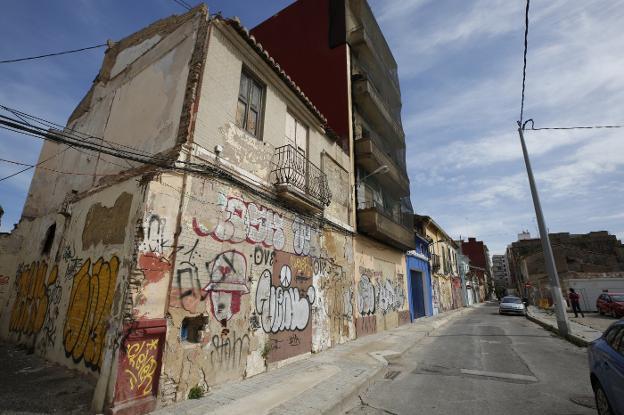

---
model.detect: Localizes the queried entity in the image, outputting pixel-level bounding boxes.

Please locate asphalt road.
[345,302,596,415]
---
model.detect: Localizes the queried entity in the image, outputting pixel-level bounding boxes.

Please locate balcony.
[272,145,331,212]
[430,253,441,273]
[357,201,415,250]
[355,137,409,195]
[352,74,404,146]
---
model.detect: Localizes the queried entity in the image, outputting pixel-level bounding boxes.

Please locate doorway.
[410,270,426,318]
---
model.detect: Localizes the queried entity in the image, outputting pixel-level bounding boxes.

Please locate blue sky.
[1,1,623,255]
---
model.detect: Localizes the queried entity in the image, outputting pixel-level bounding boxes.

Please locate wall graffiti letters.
[9,261,58,337]
[192,196,285,250]
[63,256,119,371]
[139,214,172,284]
[253,246,274,266]
[292,215,315,256]
[124,339,159,397]
[357,274,376,316]
[209,331,250,369]
[255,265,315,333]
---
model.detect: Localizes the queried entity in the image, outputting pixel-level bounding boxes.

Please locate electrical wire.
[523,120,624,131]
[519,0,530,124]
[0,44,107,64]
[0,157,117,177]
[171,0,192,11]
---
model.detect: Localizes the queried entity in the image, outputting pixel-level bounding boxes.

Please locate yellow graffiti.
[9,262,58,335]
[289,255,313,276]
[63,256,119,371]
[124,339,159,397]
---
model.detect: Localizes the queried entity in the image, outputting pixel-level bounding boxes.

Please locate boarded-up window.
[236,70,264,137]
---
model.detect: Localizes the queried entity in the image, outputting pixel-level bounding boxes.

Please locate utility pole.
[517,121,570,337]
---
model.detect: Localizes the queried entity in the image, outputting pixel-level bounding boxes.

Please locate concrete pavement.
[526,307,604,346]
[153,306,475,415]
[345,302,595,415]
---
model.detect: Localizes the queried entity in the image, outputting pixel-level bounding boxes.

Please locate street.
[346,303,596,415]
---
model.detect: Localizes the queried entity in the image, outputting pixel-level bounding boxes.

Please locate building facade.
[461,237,493,302]
[252,0,415,332]
[491,254,511,298]
[507,231,624,309]
[406,233,434,320]
[414,215,462,314]
[0,4,416,413]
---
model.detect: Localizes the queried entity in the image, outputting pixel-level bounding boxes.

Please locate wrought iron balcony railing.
[272,145,331,206]
[356,200,413,229]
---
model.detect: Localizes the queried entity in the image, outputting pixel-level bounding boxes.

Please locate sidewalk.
[526,307,604,346]
[154,306,477,415]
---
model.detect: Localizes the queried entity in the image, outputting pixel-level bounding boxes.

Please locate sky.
[1,1,623,255]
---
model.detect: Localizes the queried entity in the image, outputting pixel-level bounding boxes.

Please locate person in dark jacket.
[568,288,584,318]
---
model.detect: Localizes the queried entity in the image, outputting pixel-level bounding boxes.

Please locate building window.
[236,70,264,137]
[285,112,308,155]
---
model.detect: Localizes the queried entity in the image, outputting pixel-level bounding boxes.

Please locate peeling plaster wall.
[353,234,409,337]
[192,23,351,197]
[0,178,146,381]
[148,172,355,405]
[22,13,201,220]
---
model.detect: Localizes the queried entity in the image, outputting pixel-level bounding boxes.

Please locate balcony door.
[285,112,308,156]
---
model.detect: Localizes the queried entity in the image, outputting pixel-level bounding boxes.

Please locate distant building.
[518,230,531,241]
[491,254,511,298]
[506,231,624,309]
[414,215,463,314]
[461,237,493,301]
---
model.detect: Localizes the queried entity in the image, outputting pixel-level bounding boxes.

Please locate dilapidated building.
[0,4,413,414]
[507,231,624,307]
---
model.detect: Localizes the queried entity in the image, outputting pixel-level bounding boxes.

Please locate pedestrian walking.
[568,288,584,318]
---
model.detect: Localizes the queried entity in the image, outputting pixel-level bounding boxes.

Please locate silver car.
[499,296,526,315]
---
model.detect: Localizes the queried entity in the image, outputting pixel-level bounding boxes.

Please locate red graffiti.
[139,253,171,283]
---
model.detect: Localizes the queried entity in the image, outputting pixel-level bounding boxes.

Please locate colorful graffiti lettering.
[192,196,285,249]
[203,250,249,324]
[255,265,315,333]
[124,339,159,397]
[9,261,58,336]
[63,256,119,371]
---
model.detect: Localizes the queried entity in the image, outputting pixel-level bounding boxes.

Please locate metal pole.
[517,124,570,337]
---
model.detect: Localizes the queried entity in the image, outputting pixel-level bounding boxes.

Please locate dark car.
[596,293,624,318]
[588,320,624,415]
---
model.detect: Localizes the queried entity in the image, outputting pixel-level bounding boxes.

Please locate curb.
[525,311,589,347]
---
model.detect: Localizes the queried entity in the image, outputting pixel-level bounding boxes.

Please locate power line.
[171,0,192,11]
[522,119,624,131]
[0,44,107,64]
[519,0,530,124]
[0,157,116,177]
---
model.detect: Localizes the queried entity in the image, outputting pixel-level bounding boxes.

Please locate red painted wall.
[252,0,350,150]
[462,238,487,269]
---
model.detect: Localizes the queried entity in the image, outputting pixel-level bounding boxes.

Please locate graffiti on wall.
[203,250,249,327]
[357,273,376,316]
[293,215,315,256]
[124,339,159,397]
[192,195,285,249]
[138,214,172,284]
[9,261,59,337]
[314,258,353,343]
[63,256,119,371]
[209,331,250,370]
[256,251,315,362]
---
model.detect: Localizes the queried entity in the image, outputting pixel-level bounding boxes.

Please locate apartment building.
[491,254,511,297]
[461,237,493,302]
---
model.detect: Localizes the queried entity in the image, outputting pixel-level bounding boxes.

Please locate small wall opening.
[42,223,56,255]
[180,315,209,343]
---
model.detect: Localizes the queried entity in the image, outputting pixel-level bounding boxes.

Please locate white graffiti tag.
[357,275,376,316]
[255,266,315,333]
[193,196,285,249]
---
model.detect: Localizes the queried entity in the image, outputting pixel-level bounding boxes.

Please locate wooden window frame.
[236,69,265,139]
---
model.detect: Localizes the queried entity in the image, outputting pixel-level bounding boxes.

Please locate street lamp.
[356,165,389,185]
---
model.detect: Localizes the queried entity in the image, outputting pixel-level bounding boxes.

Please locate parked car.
[596,293,624,318]
[498,296,526,315]
[588,320,624,415]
